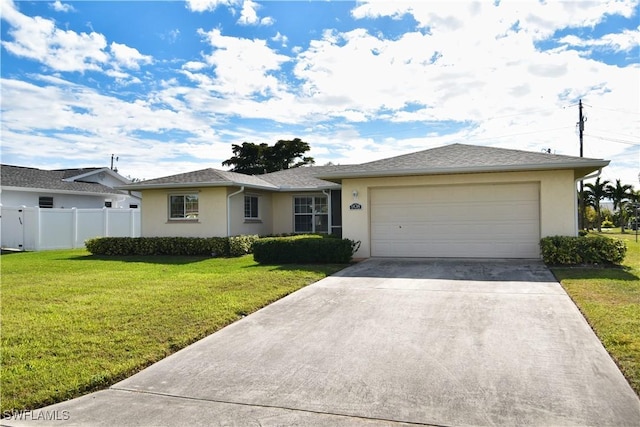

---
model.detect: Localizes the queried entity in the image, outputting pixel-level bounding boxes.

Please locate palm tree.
[584,177,610,232]
[606,180,633,230]
[626,189,640,230]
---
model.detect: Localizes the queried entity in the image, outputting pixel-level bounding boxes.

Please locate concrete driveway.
[5,259,640,426]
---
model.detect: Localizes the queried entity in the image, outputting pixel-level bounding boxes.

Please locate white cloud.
[1,0,154,76]
[1,0,109,72]
[50,0,75,13]
[182,61,207,71]
[185,0,237,13]
[271,31,288,47]
[196,28,290,97]
[110,42,153,70]
[237,0,273,26]
[353,1,639,41]
[161,29,181,44]
[559,26,640,52]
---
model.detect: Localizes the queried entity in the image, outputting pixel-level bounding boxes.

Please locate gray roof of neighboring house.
[1,165,125,195]
[318,143,609,179]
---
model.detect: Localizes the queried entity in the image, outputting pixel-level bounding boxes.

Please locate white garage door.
[370,183,540,258]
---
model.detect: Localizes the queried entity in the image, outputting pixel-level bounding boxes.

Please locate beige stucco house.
[121,144,609,259]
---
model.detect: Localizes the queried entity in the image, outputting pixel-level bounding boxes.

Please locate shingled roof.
[119,143,610,191]
[318,143,609,180]
[1,165,125,195]
[259,165,349,190]
[122,168,279,190]
[122,165,349,191]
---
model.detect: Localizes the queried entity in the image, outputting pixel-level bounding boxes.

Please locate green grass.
[551,228,640,396]
[0,250,347,414]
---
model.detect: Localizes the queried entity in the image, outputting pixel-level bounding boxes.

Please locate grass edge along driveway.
[0,250,347,414]
[551,230,640,397]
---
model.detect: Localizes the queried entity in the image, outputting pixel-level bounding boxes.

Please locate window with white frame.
[244,195,259,219]
[294,196,328,233]
[169,194,199,220]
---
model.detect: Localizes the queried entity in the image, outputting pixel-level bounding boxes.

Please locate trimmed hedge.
[85,236,259,257]
[253,235,359,264]
[540,235,627,265]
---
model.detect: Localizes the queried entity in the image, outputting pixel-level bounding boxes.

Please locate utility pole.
[110,154,119,173]
[578,100,586,230]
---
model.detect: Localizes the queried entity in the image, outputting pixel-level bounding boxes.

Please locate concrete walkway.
[4,259,640,426]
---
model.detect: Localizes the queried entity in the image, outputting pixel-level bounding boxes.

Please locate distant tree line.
[581,178,640,231]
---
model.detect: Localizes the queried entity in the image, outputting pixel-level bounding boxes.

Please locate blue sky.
[1,0,639,187]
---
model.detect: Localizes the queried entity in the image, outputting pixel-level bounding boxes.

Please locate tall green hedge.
[85,236,258,257]
[253,235,359,264]
[540,235,626,265]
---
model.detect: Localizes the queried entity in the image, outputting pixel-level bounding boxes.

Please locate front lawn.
[551,229,640,396]
[0,250,347,414]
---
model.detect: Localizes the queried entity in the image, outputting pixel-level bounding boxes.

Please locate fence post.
[34,206,41,251]
[72,208,78,248]
[20,205,27,251]
[130,209,135,237]
[103,207,109,237]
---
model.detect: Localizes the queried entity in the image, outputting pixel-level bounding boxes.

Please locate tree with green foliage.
[584,177,611,232]
[606,179,634,230]
[222,138,314,175]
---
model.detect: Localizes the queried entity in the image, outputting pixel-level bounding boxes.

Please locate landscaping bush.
[540,235,627,265]
[85,236,258,257]
[601,219,615,229]
[253,235,359,264]
[228,235,259,257]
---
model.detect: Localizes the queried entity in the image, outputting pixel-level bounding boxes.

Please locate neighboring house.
[1,165,141,209]
[121,143,609,259]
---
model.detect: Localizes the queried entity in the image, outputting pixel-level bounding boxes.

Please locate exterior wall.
[1,189,109,208]
[141,188,327,238]
[272,193,294,234]
[228,190,273,236]
[341,170,577,258]
[140,187,228,237]
[0,189,139,209]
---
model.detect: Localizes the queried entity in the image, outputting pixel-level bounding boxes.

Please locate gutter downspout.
[575,169,602,235]
[227,186,244,237]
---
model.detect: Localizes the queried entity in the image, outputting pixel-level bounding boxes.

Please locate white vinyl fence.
[0,206,140,251]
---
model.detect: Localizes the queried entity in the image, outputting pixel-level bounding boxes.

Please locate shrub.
[253,235,359,264]
[601,219,615,228]
[228,235,259,257]
[540,235,626,265]
[85,236,258,257]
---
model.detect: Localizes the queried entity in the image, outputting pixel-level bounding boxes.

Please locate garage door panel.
[370,183,540,258]
[373,201,538,221]
[372,221,538,238]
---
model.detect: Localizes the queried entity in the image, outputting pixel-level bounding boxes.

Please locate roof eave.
[1,186,124,197]
[118,182,278,191]
[318,161,610,180]
[275,184,341,192]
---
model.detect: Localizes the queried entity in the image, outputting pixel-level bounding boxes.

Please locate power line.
[586,104,640,116]
[588,129,640,142]
[586,133,640,146]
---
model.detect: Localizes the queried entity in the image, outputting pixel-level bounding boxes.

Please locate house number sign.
[349,203,362,210]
